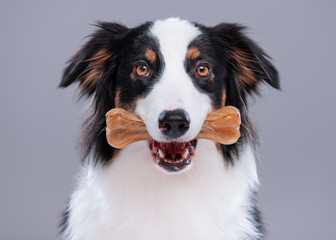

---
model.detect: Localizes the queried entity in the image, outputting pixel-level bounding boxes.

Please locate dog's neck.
[64,140,260,240]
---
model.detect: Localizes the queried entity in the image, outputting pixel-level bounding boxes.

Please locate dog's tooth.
[182,149,189,159]
[163,158,171,163]
[158,149,165,158]
[176,159,183,163]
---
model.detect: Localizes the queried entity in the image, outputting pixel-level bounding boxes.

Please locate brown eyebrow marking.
[187,47,200,60]
[145,49,156,63]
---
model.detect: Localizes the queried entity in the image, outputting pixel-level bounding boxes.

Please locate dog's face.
[60,18,279,173]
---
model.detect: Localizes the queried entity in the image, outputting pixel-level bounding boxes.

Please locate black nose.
[158,109,190,139]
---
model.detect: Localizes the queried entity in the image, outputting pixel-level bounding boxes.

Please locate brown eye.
[135,63,150,77]
[196,65,210,77]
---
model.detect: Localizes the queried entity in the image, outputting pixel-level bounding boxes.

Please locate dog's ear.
[59,22,129,164]
[210,24,280,163]
[59,22,128,97]
[212,23,280,92]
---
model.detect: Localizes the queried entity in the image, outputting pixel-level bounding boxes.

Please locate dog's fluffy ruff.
[64,140,259,240]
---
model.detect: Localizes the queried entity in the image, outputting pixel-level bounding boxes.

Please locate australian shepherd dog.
[59,18,279,240]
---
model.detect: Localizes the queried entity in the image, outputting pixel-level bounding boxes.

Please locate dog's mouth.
[149,140,198,173]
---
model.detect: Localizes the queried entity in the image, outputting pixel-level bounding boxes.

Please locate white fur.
[64,140,259,240]
[136,18,212,142]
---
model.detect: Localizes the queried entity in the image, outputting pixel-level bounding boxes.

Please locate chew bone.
[196,106,241,145]
[106,108,151,149]
[106,106,241,149]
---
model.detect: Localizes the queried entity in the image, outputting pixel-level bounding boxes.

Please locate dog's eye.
[196,65,210,77]
[135,63,150,77]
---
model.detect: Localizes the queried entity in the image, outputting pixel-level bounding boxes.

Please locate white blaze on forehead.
[135,18,212,142]
[150,18,201,64]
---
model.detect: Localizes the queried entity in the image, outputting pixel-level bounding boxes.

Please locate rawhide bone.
[106,106,241,149]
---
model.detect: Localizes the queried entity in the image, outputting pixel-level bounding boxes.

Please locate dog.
[59,18,279,240]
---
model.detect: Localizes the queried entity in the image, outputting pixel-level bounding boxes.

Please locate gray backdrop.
[1,0,335,239]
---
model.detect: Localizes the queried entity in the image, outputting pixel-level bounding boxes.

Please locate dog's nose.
[158,109,190,139]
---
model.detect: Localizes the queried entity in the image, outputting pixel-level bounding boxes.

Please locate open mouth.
[149,140,198,173]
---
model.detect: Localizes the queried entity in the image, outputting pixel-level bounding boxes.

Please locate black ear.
[59,22,128,97]
[59,22,129,164]
[209,24,280,164]
[212,23,280,92]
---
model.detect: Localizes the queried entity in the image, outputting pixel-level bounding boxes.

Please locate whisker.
[240,122,255,142]
[97,127,106,136]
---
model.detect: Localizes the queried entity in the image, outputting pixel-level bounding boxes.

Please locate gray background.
[1,0,335,239]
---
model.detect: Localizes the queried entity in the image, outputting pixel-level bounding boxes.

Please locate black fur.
[59,206,70,238]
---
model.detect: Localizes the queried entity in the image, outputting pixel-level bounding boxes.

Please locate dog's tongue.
[156,142,191,155]
[150,141,193,161]
[149,140,197,172]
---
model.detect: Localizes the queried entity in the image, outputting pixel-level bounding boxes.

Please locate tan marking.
[130,72,136,81]
[81,49,112,63]
[221,90,226,107]
[115,89,121,108]
[83,66,102,88]
[210,74,215,81]
[145,49,156,63]
[238,66,258,85]
[187,47,200,60]
[81,49,112,88]
[124,100,137,113]
[114,88,138,113]
[231,47,255,64]
[231,47,258,85]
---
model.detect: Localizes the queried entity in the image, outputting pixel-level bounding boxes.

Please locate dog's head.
[60,18,279,173]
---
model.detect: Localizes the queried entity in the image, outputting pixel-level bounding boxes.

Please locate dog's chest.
[64,141,259,240]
